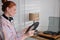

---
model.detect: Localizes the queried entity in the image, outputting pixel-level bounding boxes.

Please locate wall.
[0,0,3,15]
[13,0,25,32]
[59,0,60,16]
[25,0,60,32]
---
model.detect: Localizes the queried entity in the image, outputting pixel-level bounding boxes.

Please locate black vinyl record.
[25,22,39,34]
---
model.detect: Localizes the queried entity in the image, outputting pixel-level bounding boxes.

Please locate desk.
[32,32,60,40]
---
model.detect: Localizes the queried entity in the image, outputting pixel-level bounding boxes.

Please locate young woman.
[0,0,34,40]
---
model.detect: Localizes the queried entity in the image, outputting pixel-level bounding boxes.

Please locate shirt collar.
[2,14,13,22]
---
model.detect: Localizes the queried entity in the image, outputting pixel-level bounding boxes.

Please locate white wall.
[59,0,60,16]
[25,0,60,31]
[0,0,3,15]
[12,0,25,32]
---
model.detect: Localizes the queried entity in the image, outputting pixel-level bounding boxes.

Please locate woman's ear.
[6,7,10,12]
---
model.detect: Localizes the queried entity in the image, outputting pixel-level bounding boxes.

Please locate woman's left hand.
[21,27,35,40]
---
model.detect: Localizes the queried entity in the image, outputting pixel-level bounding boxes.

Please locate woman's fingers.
[28,30,35,36]
[24,30,35,37]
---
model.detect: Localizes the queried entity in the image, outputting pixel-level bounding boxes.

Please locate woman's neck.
[4,12,11,17]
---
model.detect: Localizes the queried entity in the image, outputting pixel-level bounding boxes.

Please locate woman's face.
[6,6,16,17]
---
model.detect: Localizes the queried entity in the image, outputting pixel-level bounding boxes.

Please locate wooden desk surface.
[38,32,60,39]
[32,32,60,40]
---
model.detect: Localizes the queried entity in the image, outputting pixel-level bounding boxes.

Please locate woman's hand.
[21,27,35,40]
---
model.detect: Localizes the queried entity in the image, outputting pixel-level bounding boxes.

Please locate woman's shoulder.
[0,16,4,22]
[0,16,4,20]
[0,16,7,25]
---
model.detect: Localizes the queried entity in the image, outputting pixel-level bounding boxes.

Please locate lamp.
[29,13,39,35]
[29,13,39,23]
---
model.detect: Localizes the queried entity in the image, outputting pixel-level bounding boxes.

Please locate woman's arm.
[2,23,16,40]
[16,28,35,40]
[2,25,9,40]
